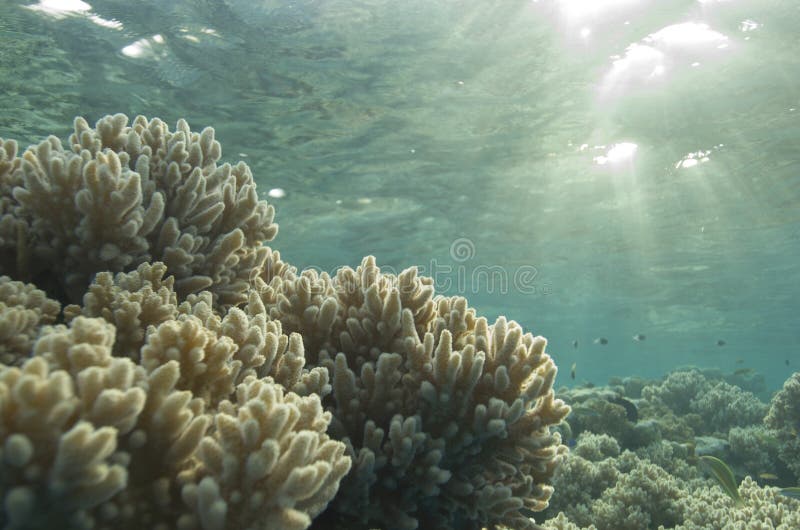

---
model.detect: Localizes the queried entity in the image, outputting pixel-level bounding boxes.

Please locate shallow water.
[2,0,799,390]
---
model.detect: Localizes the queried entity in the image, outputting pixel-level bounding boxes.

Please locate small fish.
[716,339,726,346]
[572,339,579,349]
[594,337,608,345]
[608,396,638,422]
[632,334,646,341]
[733,368,754,376]
[758,473,778,481]
[735,358,745,365]
[570,362,577,380]
[786,359,790,366]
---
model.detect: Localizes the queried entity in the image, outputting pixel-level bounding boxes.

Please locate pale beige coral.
[727,425,780,478]
[544,438,621,526]
[0,321,133,529]
[689,381,767,434]
[0,139,27,280]
[543,431,710,530]
[0,310,348,530]
[674,476,800,529]
[63,261,329,402]
[64,262,178,358]
[764,372,800,479]
[181,376,351,530]
[570,432,620,462]
[591,458,684,530]
[1,114,569,530]
[264,256,569,530]
[0,275,60,365]
[641,369,711,415]
[1,114,277,306]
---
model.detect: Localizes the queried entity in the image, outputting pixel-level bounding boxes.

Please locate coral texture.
[0,114,277,305]
[260,257,571,530]
[0,114,570,530]
[545,370,800,530]
[675,476,800,529]
[0,314,350,530]
[0,275,60,365]
[765,372,800,479]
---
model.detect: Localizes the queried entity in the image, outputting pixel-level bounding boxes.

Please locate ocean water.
[2,0,799,391]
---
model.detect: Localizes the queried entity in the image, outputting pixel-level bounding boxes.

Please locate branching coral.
[641,369,711,415]
[1,314,350,530]
[765,372,800,480]
[0,114,277,305]
[0,275,60,365]
[261,256,570,530]
[0,114,569,530]
[689,381,768,434]
[181,376,351,530]
[641,369,768,436]
[676,476,800,529]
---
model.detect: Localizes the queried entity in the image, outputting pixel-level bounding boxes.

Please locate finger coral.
[0,114,569,530]
[1,313,350,530]
[765,372,800,480]
[262,256,570,530]
[0,275,60,365]
[0,114,277,306]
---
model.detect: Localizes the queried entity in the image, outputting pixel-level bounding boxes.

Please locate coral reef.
[0,114,569,530]
[640,369,768,437]
[543,435,697,530]
[765,372,800,479]
[676,476,800,529]
[689,380,768,434]
[545,368,798,529]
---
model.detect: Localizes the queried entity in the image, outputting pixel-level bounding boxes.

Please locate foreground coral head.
[0,114,570,530]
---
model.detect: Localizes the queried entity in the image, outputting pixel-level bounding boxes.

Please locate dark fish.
[570,362,577,380]
[716,339,726,346]
[567,438,578,448]
[733,368,754,376]
[786,359,790,366]
[572,339,579,349]
[594,337,608,345]
[632,334,646,341]
[608,396,638,422]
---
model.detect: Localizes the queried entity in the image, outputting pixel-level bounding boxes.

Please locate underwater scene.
[1,0,799,528]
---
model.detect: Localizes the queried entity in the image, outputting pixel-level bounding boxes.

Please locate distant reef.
[0,114,570,530]
[542,368,800,529]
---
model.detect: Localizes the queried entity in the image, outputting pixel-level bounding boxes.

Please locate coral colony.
[0,115,569,530]
[1,115,798,530]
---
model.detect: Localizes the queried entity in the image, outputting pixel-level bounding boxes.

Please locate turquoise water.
[2,0,798,390]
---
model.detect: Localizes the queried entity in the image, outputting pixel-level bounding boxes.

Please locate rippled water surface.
[3,0,799,388]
